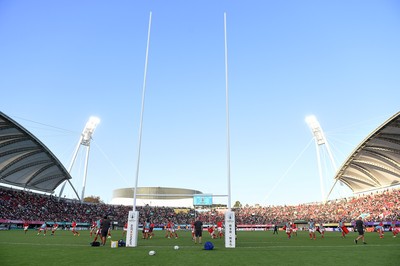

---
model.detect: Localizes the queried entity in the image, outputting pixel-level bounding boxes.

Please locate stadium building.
[110,187,202,207]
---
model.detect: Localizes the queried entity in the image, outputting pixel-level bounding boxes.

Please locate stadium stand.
[1,186,398,230]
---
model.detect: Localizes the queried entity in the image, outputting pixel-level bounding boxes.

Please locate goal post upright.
[126,11,152,248]
[224,12,236,248]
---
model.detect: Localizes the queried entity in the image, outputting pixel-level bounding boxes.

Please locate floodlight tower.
[58,116,100,202]
[305,115,337,202]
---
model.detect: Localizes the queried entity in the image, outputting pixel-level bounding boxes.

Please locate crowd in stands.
[1,186,399,227]
[0,188,128,224]
[228,188,400,224]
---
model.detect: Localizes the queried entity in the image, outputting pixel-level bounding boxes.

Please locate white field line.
[1,242,398,249]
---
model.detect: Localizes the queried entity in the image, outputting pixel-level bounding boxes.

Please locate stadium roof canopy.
[334,112,400,193]
[0,112,72,193]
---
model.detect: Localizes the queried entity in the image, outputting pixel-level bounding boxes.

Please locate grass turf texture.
[0,230,399,266]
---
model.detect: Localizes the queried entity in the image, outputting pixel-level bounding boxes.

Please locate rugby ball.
[148,250,156,256]
[174,245,179,250]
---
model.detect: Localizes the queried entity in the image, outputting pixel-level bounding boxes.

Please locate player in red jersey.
[291,222,297,237]
[319,222,325,239]
[283,221,292,239]
[216,220,224,238]
[338,220,348,238]
[23,221,29,234]
[165,220,178,239]
[191,221,195,240]
[51,222,59,236]
[208,225,217,239]
[390,220,398,238]
[92,218,102,242]
[170,221,178,239]
[149,222,155,239]
[122,221,128,237]
[165,221,172,238]
[90,220,97,237]
[71,221,80,236]
[377,221,384,239]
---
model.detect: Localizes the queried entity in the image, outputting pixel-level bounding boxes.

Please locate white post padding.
[126,210,139,247]
[224,211,236,248]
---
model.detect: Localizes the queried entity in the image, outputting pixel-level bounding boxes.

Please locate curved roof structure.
[334,112,400,193]
[0,112,72,193]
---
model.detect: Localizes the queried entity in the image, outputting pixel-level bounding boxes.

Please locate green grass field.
[0,229,399,266]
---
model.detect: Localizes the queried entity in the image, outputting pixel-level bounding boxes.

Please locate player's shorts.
[217,227,222,232]
[123,227,127,231]
[195,229,202,237]
[309,228,315,233]
[286,228,291,233]
[24,226,29,230]
[101,229,109,237]
[144,228,149,233]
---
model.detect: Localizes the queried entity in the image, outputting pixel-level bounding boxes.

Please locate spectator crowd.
[1,186,399,227]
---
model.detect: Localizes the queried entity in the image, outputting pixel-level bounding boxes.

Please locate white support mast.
[58,116,100,202]
[305,115,337,203]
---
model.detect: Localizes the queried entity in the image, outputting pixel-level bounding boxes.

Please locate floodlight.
[305,115,325,145]
[81,116,100,145]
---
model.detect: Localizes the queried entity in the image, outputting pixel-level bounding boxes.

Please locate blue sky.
[1,1,399,206]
